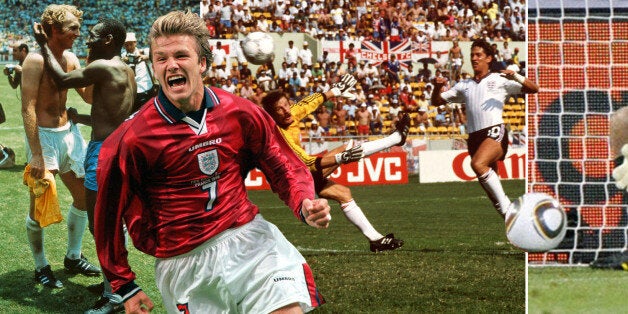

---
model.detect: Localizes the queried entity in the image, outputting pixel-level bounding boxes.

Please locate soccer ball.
[240,32,275,65]
[505,193,567,252]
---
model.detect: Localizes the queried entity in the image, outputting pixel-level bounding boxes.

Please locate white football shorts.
[155,214,325,314]
[26,121,86,177]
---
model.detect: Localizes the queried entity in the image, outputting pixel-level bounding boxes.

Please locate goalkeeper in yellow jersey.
[262,74,410,252]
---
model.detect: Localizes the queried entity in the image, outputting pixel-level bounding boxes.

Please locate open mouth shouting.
[168,75,187,89]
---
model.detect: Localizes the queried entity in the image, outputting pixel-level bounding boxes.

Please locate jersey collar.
[154,87,220,124]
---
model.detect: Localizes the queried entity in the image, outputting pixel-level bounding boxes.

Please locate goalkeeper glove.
[330,74,357,100]
[334,145,364,165]
[612,144,628,191]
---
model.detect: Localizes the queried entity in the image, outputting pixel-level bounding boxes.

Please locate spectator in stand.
[258,69,275,91]
[240,79,254,100]
[356,103,372,136]
[298,41,313,66]
[216,62,229,80]
[355,61,368,80]
[298,70,309,89]
[288,71,301,94]
[221,78,236,94]
[284,40,299,66]
[401,92,418,113]
[331,3,344,29]
[232,3,246,24]
[343,99,358,120]
[278,61,290,87]
[269,20,284,33]
[416,93,429,112]
[219,0,234,30]
[500,41,513,67]
[229,62,240,83]
[256,14,270,32]
[332,100,348,136]
[415,106,430,133]
[315,104,332,135]
[370,108,383,135]
[345,43,358,67]
[312,63,324,80]
[398,85,412,105]
[434,105,448,127]
[249,86,265,106]
[334,29,349,41]
[435,50,448,70]
[200,0,211,18]
[239,61,252,81]
[306,120,327,155]
[388,98,402,123]
[449,39,463,82]
[385,55,400,83]
[212,41,227,68]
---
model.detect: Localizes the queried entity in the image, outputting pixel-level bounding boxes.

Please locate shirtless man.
[449,39,463,82]
[34,17,136,313]
[355,103,372,136]
[21,4,100,289]
[315,104,332,134]
[332,101,348,136]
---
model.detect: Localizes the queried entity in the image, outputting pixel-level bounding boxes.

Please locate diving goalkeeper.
[262,74,409,252]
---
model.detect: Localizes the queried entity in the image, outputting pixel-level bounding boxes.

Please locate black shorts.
[467,124,509,160]
[312,169,329,193]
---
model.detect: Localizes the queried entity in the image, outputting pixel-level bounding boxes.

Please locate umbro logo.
[274,276,295,282]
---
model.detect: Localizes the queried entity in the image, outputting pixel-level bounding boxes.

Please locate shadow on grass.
[0,163,26,173]
[0,268,101,313]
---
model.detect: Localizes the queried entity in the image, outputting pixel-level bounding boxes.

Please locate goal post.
[528,1,628,266]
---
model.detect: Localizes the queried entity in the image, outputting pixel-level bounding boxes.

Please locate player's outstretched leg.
[359,113,411,157]
[370,233,405,253]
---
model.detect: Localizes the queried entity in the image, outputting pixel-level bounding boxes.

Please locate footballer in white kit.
[433,39,538,218]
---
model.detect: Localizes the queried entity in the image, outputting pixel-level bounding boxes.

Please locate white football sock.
[478,169,511,216]
[103,275,123,303]
[26,216,49,271]
[66,205,87,259]
[361,132,401,157]
[341,200,383,241]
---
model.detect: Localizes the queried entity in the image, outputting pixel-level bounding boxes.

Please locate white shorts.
[155,214,325,314]
[25,122,86,177]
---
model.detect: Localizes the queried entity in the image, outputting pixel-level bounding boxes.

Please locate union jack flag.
[360,39,414,69]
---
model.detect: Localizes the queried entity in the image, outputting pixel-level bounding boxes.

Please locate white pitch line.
[295,246,363,253]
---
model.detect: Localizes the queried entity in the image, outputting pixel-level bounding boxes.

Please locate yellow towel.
[23,164,62,227]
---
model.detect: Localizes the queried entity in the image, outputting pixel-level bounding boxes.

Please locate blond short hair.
[40,4,83,37]
[148,10,213,64]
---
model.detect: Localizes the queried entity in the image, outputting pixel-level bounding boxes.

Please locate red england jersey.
[95,87,314,296]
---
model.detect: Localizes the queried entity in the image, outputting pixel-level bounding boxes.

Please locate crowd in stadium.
[199,0,527,138]
[201,0,527,43]
[1,0,526,139]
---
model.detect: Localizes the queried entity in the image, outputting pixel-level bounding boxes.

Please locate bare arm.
[34,36,100,89]
[500,69,539,94]
[20,54,45,179]
[34,23,94,103]
[67,107,92,126]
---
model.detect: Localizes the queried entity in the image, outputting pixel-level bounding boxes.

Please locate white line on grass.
[296,246,364,253]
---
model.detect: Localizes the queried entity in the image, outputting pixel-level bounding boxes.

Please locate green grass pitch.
[0,75,525,312]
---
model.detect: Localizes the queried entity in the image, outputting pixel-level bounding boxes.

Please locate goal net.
[528,0,628,266]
